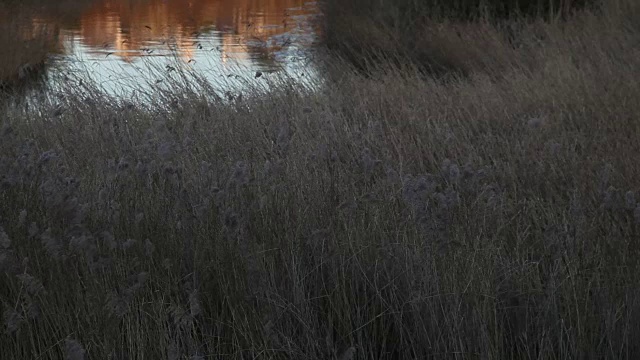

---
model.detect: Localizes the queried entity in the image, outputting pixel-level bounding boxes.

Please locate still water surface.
[23,0,322,95]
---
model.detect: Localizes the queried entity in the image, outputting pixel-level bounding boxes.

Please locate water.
[7,0,322,96]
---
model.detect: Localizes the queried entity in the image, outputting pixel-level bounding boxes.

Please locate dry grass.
[0,5,57,91]
[1,0,640,359]
[0,0,98,91]
[322,0,600,76]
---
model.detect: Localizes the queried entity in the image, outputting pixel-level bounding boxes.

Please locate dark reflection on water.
[6,0,322,95]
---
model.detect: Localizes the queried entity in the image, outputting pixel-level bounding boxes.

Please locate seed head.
[18,210,27,227]
[135,212,145,225]
[37,150,58,167]
[527,116,544,129]
[158,142,173,160]
[0,227,10,249]
[547,141,561,155]
[189,290,202,317]
[361,148,380,177]
[117,157,130,172]
[144,238,155,257]
[3,304,22,333]
[448,163,460,183]
[625,191,636,210]
[28,222,39,238]
[135,161,147,178]
[230,161,249,185]
[17,273,45,295]
[41,229,63,260]
[64,339,86,360]
[338,347,356,360]
[122,238,137,251]
[223,211,239,230]
[603,187,618,209]
[275,123,291,151]
[105,292,130,318]
[441,159,452,174]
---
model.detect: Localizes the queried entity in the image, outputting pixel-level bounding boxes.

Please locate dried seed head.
[17,273,45,295]
[0,252,11,272]
[230,161,249,185]
[101,231,118,250]
[122,238,137,251]
[135,161,147,178]
[128,272,148,292]
[64,339,87,360]
[117,157,130,172]
[28,222,39,238]
[106,292,130,318]
[158,142,173,160]
[3,304,22,333]
[448,163,460,183]
[98,188,108,203]
[71,203,89,225]
[37,150,58,167]
[168,340,180,360]
[200,161,211,174]
[1,123,13,137]
[275,123,291,150]
[26,300,40,319]
[0,227,10,249]
[69,235,93,256]
[415,175,435,194]
[189,290,202,317]
[625,191,636,210]
[64,177,80,190]
[547,141,561,155]
[441,159,452,174]
[18,210,27,227]
[262,159,273,178]
[144,238,155,257]
[41,229,63,260]
[89,256,113,273]
[599,164,613,191]
[361,148,380,177]
[223,211,238,230]
[338,347,356,360]
[434,192,447,208]
[569,194,583,220]
[444,188,460,208]
[527,116,544,129]
[602,187,617,209]
[463,163,475,178]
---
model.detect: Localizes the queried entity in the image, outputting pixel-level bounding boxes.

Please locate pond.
[3,0,323,96]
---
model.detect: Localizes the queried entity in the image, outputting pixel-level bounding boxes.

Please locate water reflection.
[13,0,322,94]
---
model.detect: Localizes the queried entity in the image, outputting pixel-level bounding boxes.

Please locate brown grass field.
[1,0,640,358]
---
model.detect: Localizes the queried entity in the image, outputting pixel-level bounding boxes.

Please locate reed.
[1,0,640,358]
[0,5,58,91]
[322,0,599,75]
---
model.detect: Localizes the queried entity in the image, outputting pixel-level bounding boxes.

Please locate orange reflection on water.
[58,0,320,66]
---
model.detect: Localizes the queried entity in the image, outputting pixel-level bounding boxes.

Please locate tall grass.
[2,0,640,358]
[0,0,98,91]
[0,13,55,90]
[322,0,601,75]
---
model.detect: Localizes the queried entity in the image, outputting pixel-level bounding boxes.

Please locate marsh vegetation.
[2,0,640,359]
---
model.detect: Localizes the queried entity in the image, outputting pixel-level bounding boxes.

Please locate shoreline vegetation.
[0,13,55,91]
[2,0,640,358]
[0,0,95,91]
